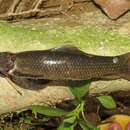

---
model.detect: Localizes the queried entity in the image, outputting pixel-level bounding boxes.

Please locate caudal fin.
[120,52,130,81]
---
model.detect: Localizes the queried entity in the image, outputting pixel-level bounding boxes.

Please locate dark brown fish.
[0,45,130,84]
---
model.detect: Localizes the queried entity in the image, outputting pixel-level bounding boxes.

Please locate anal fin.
[99,75,121,81]
[120,73,130,81]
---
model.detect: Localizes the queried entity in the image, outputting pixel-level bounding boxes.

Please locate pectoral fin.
[9,75,51,90]
[9,69,45,80]
[8,75,70,90]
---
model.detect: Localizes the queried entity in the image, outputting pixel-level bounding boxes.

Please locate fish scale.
[0,45,129,83]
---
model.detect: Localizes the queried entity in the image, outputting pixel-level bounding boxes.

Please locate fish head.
[0,52,15,76]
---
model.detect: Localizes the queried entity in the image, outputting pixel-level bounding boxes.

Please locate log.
[0,21,130,114]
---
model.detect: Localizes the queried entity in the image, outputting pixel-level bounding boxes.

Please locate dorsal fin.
[51,45,95,57]
[51,45,87,55]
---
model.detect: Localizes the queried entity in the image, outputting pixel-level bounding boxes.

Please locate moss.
[0,22,130,55]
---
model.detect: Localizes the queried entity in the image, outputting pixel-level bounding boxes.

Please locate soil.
[12,1,130,35]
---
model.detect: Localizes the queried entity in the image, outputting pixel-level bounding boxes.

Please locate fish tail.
[120,53,130,81]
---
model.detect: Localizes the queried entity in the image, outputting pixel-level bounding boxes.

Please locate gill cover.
[0,52,15,76]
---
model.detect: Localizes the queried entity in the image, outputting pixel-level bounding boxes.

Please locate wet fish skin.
[0,45,129,81]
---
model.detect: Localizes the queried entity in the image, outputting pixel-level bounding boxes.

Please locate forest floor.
[12,2,130,35]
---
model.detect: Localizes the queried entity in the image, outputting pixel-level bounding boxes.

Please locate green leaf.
[96,95,116,109]
[79,120,99,130]
[23,118,32,124]
[64,116,76,124]
[79,122,89,130]
[69,80,91,100]
[30,105,67,117]
[65,101,85,119]
[58,122,75,130]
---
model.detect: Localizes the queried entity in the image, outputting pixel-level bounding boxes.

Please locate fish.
[0,45,130,89]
